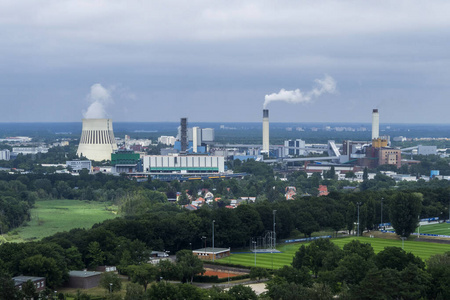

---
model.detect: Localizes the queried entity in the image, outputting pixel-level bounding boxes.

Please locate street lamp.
[357,202,362,236]
[252,240,257,266]
[212,220,215,262]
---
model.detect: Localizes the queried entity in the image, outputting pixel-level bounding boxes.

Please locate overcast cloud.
[0,0,449,123]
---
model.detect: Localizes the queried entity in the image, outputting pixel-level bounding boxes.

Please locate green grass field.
[6,199,118,242]
[221,237,450,269]
[416,222,450,236]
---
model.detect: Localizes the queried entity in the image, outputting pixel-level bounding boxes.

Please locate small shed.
[193,248,231,260]
[66,270,102,289]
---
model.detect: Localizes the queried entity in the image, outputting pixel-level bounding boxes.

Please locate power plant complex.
[68,106,437,182]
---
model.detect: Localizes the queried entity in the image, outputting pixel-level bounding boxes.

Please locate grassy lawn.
[5,199,118,242]
[416,222,450,236]
[221,236,450,269]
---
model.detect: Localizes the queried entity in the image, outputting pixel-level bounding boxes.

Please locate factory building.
[76,119,118,161]
[143,155,225,174]
[283,139,306,157]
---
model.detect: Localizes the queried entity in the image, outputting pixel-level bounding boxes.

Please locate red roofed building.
[318,185,329,196]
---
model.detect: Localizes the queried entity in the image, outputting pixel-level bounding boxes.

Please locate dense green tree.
[127,264,158,291]
[249,267,270,282]
[292,238,343,277]
[227,285,257,300]
[99,272,122,293]
[374,247,424,271]
[19,254,64,288]
[389,192,422,237]
[176,250,204,284]
[124,282,144,300]
[86,241,105,268]
[22,280,38,300]
[426,252,450,299]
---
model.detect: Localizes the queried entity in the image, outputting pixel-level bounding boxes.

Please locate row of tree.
[266,238,450,299]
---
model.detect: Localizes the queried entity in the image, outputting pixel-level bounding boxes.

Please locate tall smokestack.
[262,109,269,153]
[180,118,187,154]
[372,109,379,140]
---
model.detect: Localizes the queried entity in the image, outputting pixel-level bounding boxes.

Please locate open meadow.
[5,199,118,242]
[221,236,450,269]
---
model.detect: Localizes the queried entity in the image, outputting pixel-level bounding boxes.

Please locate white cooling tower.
[372,109,379,140]
[77,119,118,161]
[262,109,269,153]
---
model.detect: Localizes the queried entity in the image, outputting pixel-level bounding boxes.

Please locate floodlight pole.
[357,202,362,236]
[212,220,215,262]
[380,197,384,228]
[273,210,277,249]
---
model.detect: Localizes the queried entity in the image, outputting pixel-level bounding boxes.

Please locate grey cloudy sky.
[1,0,450,123]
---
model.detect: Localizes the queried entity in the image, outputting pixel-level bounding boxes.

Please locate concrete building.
[143,155,225,174]
[77,119,118,161]
[0,149,10,161]
[66,160,92,172]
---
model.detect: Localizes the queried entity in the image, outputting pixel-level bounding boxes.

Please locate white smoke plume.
[263,75,337,109]
[83,83,114,118]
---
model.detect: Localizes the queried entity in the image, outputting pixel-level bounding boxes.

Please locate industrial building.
[76,118,118,161]
[143,155,225,174]
[283,139,306,156]
[111,150,141,173]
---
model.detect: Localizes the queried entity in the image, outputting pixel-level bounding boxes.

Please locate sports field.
[221,237,450,269]
[6,199,117,242]
[416,222,450,236]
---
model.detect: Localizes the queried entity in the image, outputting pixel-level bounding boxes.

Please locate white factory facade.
[143,155,225,174]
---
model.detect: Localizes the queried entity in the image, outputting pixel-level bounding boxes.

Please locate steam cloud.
[263,75,337,109]
[83,84,114,119]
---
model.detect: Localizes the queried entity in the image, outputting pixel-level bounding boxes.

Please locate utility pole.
[357,202,362,236]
